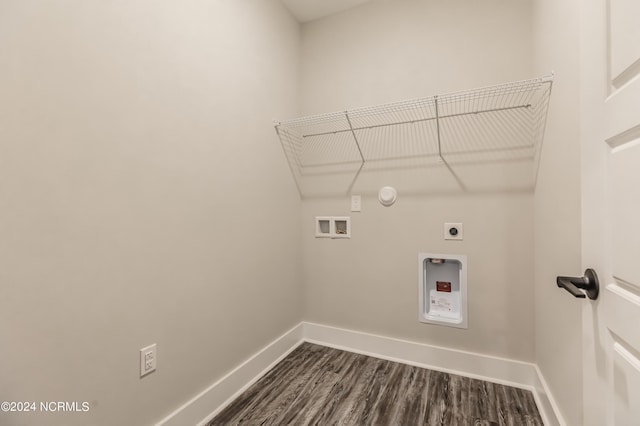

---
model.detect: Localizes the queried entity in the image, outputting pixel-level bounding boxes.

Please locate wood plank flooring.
[207,342,543,426]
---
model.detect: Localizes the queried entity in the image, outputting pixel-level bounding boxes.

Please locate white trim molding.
[156,321,564,426]
[155,323,304,426]
[303,322,563,426]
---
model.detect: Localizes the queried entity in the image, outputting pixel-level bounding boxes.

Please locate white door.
[581,0,640,425]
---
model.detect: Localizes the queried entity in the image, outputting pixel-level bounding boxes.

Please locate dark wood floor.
[207,342,543,426]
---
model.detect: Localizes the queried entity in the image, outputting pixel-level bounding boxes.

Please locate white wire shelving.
[274,75,553,197]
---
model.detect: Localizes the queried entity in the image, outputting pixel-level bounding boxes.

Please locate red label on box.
[436,281,452,292]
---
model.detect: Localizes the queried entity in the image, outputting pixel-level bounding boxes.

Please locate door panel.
[604,81,640,139]
[612,340,640,424]
[609,143,640,287]
[582,0,640,424]
[608,0,640,84]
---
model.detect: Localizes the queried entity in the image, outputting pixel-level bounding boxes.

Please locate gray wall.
[300,0,537,361]
[532,0,583,425]
[0,1,586,425]
[0,1,302,425]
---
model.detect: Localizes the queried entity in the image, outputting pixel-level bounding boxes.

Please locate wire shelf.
[275,75,553,197]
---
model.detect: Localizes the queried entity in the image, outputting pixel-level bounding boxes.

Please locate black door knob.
[556,269,599,300]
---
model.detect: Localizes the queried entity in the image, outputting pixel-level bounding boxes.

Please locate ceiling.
[281,0,373,23]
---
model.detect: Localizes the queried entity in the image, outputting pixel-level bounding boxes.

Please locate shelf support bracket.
[274,124,304,198]
[434,96,468,192]
[345,112,365,194]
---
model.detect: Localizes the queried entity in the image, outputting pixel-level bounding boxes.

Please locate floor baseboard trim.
[155,322,304,426]
[533,364,566,426]
[303,322,536,389]
[303,322,562,426]
[157,321,563,426]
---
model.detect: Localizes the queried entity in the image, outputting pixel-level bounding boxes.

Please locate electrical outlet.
[140,343,157,377]
[444,223,464,240]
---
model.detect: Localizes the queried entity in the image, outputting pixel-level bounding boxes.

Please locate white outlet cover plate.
[444,223,464,240]
[140,343,157,377]
[351,195,361,212]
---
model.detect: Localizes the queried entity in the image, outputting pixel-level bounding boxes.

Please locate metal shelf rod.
[300,103,532,139]
[273,74,554,197]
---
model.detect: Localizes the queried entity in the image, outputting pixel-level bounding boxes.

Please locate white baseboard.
[155,322,304,426]
[156,321,563,426]
[303,322,537,388]
[303,322,562,426]
[532,364,566,426]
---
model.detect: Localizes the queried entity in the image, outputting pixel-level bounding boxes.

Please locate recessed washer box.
[315,217,332,238]
[418,253,467,329]
[315,216,351,239]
